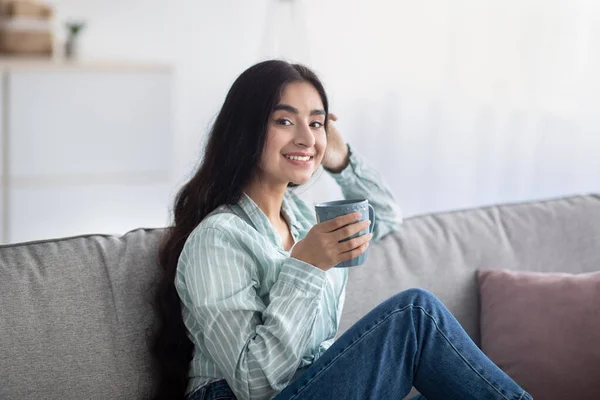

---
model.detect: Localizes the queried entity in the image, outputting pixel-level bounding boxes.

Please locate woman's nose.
[294,124,315,147]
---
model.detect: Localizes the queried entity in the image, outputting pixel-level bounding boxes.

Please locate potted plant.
[65,21,85,59]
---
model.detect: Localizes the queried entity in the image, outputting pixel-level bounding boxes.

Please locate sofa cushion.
[0,228,165,400]
[478,269,600,399]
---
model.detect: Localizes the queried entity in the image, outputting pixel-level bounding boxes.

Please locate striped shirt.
[175,144,403,400]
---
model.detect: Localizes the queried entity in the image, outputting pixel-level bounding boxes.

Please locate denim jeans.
[187,288,533,400]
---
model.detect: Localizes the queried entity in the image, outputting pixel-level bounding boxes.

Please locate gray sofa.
[1,194,599,399]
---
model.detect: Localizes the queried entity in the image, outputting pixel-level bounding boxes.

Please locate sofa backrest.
[0,228,165,399]
[339,194,600,346]
[1,194,599,399]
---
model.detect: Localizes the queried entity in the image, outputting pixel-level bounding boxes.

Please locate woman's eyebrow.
[274,104,326,116]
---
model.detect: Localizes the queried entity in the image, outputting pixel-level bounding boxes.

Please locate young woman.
[151,60,533,400]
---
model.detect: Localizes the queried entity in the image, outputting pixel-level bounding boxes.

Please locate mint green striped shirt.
[175,144,403,400]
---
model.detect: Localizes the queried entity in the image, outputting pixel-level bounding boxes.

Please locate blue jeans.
[187,288,533,400]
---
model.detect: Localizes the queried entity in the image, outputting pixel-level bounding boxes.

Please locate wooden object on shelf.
[0,29,52,55]
[0,0,54,56]
[0,0,52,18]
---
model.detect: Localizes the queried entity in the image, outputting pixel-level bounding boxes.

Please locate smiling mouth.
[283,155,314,161]
[282,155,314,167]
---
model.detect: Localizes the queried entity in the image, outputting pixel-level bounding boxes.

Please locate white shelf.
[0,62,173,243]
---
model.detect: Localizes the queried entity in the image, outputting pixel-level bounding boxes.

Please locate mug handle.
[368,204,375,234]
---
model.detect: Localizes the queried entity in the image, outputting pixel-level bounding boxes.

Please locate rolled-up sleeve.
[326,143,403,241]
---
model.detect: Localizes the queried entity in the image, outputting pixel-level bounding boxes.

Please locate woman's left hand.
[322,113,350,173]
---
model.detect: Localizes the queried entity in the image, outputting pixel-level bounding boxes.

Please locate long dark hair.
[150,60,329,399]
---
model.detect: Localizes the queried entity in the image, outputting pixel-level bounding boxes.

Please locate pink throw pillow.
[477,269,600,399]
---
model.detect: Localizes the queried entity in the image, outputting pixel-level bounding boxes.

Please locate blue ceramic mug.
[314,199,375,268]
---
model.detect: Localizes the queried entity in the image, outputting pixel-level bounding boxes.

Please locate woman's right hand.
[291,212,372,271]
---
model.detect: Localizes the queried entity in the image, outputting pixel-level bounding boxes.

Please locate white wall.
[48,0,600,220]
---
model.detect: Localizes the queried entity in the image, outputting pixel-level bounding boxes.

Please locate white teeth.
[285,155,311,161]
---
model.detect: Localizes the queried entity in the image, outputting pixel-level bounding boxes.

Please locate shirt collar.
[281,191,302,231]
[238,191,298,250]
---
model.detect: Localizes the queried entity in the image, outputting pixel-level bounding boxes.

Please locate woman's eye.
[310,121,323,128]
[276,119,292,126]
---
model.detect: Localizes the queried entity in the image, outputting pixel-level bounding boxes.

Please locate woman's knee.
[389,287,441,308]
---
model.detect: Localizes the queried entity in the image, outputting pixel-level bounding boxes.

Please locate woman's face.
[258,81,327,187]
